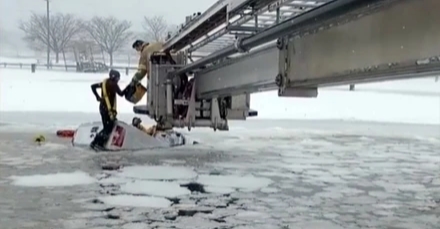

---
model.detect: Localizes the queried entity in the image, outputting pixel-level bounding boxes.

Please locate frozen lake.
[0,68,439,228]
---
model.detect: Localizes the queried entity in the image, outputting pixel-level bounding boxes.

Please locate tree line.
[19,13,174,66]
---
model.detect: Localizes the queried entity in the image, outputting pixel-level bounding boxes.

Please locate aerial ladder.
[134,0,440,131]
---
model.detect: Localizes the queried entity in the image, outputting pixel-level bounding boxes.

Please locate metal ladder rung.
[174,99,189,105]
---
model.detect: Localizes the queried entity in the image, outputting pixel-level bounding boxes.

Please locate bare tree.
[142,16,171,42]
[84,17,133,66]
[19,13,83,63]
[50,14,83,65]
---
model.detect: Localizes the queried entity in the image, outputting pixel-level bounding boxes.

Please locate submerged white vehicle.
[72,120,196,151]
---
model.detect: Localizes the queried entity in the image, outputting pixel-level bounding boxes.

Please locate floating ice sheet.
[120,180,191,198]
[9,171,95,187]
[98,195,170,208]
[197,175,273,192]
[117,165,198,180]
[204,186,236,194]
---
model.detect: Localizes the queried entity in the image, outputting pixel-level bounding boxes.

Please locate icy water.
[0,112,440,229]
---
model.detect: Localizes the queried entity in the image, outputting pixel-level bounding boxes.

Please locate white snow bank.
[330,77,440,93]
[9,171,96,187]
[252,89,440,124]
[0,68,142,113]
[0,68,439,124]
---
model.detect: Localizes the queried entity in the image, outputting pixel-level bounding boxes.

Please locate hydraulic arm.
[134,0,440,131]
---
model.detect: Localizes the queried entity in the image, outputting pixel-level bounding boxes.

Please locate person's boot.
[90,134,105,152]
[89,141,99,151]
[90,142,106,152]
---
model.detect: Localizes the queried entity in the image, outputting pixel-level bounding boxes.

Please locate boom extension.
[134,0,440,131]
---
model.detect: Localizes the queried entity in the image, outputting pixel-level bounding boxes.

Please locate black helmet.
[132,117,142,126]
[109,69,120,80]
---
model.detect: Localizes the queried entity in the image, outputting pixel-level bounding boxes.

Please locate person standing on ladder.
[90,69,125,150]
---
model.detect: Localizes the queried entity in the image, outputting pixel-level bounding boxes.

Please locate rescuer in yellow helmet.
[90,69,125,150]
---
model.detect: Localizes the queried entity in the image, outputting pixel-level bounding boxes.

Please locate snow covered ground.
[1,68,439,124]
[0,68,439,229]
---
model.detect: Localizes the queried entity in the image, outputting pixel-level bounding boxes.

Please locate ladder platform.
[133,105,258,117]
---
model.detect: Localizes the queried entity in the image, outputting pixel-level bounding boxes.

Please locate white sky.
[0,0,217,32]
[0,0,217,55]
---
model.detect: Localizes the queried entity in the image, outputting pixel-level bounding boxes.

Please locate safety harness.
[102,79,116,119]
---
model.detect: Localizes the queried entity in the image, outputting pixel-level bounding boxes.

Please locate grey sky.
[0,0,216,32]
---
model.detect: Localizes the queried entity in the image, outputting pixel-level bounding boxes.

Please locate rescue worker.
[131,117,149,134]
[131,117,198,145]
[131,39,163,83]
[131,117,167,136]
[90,69,125,150]
[123,40,164,104]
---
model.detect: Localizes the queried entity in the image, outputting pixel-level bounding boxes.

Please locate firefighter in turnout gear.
[132,39,163,82]
[123,40,163,104]
[90,69,125,150]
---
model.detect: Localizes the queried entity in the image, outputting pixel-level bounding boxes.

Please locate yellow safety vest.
[102,79,116,117]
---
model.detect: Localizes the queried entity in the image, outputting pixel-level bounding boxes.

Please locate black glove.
[109,110,117,120]
[131,78,143,87]
[121,86,128,95]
